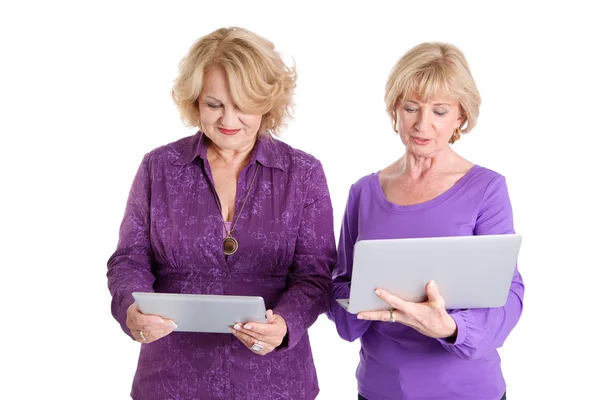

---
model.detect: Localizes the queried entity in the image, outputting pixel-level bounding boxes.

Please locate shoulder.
[142,135,196,168]
[342,172,378,203]
[270,138,322,173]
[468,165,509,192]
[261,138,332,202]
[467,166,513,211]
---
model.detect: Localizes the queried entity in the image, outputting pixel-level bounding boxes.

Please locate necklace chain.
[212,163,260,238]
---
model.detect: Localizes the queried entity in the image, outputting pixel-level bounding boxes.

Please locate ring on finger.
[389,309,395,323]
[140,330,147,341]
[251,340,263,353]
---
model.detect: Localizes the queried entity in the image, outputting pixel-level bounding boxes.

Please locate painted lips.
[413,137,432,145]
[218,128,241,135]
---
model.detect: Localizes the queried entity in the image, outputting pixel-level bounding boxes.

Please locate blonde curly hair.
[172,27,296,136]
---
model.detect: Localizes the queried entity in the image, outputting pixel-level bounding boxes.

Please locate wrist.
[443,314,458,340]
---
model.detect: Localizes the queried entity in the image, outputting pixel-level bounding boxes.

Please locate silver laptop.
[133,292,268,333]
[337,234,522,313]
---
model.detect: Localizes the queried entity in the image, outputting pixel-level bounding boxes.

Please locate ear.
[457,106,466,128]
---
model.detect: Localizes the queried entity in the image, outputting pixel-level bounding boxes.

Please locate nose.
[414,110,431,132]
[221,106,239,127]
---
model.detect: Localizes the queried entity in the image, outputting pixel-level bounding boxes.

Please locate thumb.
[426,281,445,307]
[266,309,276,323]
[427,280,439,296]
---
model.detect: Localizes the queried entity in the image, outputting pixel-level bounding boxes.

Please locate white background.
[2,1,599,399]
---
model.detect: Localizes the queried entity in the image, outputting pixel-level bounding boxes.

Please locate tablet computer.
[132,292,268,333]
[337,234,522,313]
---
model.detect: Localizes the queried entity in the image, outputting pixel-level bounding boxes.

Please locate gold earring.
[449,127,461,144]
[392,112,398,134]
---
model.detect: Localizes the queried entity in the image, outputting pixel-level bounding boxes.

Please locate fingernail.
[170,322,178,329]
[374,290,381,296]
[228,327,236,334]
[234,324,242,331]
[357,314,364,320]
[243,324,252,330]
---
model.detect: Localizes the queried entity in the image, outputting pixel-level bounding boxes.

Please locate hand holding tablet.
[126,302,178,344]
[132,292,268,334]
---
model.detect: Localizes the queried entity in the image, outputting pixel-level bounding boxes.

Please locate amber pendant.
[223,235,239,255]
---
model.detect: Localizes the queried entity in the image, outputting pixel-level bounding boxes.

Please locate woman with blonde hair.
[108,27,336,399]
[328,42,523,400]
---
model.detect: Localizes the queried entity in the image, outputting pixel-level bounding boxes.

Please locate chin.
[408,145,437,157]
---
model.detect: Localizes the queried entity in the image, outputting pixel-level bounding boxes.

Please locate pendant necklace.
[212,164,259,256]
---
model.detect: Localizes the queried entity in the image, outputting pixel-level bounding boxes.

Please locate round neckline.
[371,164,480,213]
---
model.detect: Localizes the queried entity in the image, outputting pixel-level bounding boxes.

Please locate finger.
[139,319,178,332]
[424,280,446,309]
[133,321,177,343]
[374,288,409,310]
[143,325,177,343]
[133,329,145,342]
[232,324,260,341]
[357,310,395,322]
[235,318,275,337]
[229,328,257,348]
[242,309,275,331]
[130,318,177,333]
[128,304,165,327]
[229,328,274,355]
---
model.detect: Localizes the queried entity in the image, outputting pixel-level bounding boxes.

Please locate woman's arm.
[437,175,525,360]
[326,186,373,342]
[272,160,337,351]
[107,154,157,338]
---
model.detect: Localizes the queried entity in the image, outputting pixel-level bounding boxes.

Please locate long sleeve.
[273,160,336,351]
[107,154,156,338]
[437,175,525,360]
[326,186,372,342]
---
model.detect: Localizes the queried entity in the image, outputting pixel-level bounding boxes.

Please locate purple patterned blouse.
[107,132,336,399]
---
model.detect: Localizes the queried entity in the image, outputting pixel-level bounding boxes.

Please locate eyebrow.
[405,100,451,107]
[205,96,222,103]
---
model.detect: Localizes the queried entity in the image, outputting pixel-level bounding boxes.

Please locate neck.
[399,147,458,180]
[208,139,256,170]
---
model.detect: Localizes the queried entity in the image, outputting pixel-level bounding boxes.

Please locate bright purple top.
[107,132,336,399]
[327,166,524,400]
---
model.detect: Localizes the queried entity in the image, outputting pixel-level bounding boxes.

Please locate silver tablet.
[338,234,522,313]
[132,292,268,333]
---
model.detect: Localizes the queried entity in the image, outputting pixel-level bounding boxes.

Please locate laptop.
[337,234,522,313]
[133,292,268,333]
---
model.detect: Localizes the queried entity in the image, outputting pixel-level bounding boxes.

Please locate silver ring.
[251,340,263,352]
[389,309,395,323]
[139,330,147,341]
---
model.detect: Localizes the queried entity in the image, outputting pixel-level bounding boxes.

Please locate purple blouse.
[107,132,336,399]
[327,166,524,400]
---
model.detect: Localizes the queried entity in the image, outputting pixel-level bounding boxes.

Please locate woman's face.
[198,66,263,152]
[395,92,463,157]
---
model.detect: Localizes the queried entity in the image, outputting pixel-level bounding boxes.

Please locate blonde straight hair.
[385,42,481,134]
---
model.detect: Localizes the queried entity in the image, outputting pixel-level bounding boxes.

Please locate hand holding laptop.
[338,234,522,313]
[357,281,458,340]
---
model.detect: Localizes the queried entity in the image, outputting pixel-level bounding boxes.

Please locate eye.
[434,110,448,116]
[206,103,222,109]
[404,107,418,113]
